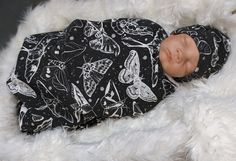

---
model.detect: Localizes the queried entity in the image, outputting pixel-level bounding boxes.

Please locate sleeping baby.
[6,18,231,135]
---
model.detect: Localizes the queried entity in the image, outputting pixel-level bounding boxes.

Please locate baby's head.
[159,24,231,82]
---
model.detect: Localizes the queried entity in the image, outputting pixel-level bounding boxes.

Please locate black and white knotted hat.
[170,25,231,82]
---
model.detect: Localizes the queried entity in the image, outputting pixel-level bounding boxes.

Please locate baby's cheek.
[171,63,186,77]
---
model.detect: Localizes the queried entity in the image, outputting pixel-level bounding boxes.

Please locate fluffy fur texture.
[0,0,236,160]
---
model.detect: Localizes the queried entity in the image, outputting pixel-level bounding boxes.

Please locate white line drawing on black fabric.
[132,101,144,117]
[172,25,201,36]
[211,37,219,67]
[100,79,128,118]
[65,19,84,33]
[161,78,175,99]
[62,124,79,131]
[7,67,37,98]
[118,50,157,102]
[111,18,153,36]
[36,80,75,123]
[77,56,113,97]
[84,20,120,56]
[33,118,53,133]
[35,105,48,111]
[40,42,86,92]
[22,32,65,83]
[194,37,212,55]
[18,103,29,131]
[32,113,44,122]
[71,83,91,113]
[121,30,164,87]
[222,33,231,52]
[71,83,98,120]
[24,35,40,44]
[69,103,82,124]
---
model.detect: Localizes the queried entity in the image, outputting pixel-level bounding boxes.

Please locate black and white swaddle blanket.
[6,18,177,135]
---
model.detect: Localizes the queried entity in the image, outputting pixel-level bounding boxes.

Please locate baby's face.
[159,34,200,77]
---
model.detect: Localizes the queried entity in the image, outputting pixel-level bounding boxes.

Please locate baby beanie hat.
[170,24,231,82]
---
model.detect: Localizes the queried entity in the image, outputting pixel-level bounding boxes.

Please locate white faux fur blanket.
[1,0,236,161]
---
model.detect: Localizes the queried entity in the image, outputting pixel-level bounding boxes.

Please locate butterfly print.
[36,80,75,123]
[122,29,167,87]
[22,32,65,83]
[7,67,37,98]
[84,20,120,56]
[40,41,86,92]
[118,50,157,102]
[77,56,113,97]
[100,79,128,118]
[111,18,153,36]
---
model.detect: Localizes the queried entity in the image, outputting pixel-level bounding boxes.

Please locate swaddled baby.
[6,18,230,135]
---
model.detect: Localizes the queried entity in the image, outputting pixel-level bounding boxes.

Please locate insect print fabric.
[6,18,177,135]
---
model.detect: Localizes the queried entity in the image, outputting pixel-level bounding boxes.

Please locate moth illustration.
[84,20,120,56]
[36,80,75,123]
[71,83,92,114]
[40,41,86,92]
[71,83,93,114]
[22,32,65,83]
[100,79,128,118]
[111,18,153,36]
[7,67,37,98]
[71,83,99,123]
[121,29,167,87]
[118,50,157,102]
[77,56,113,97]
